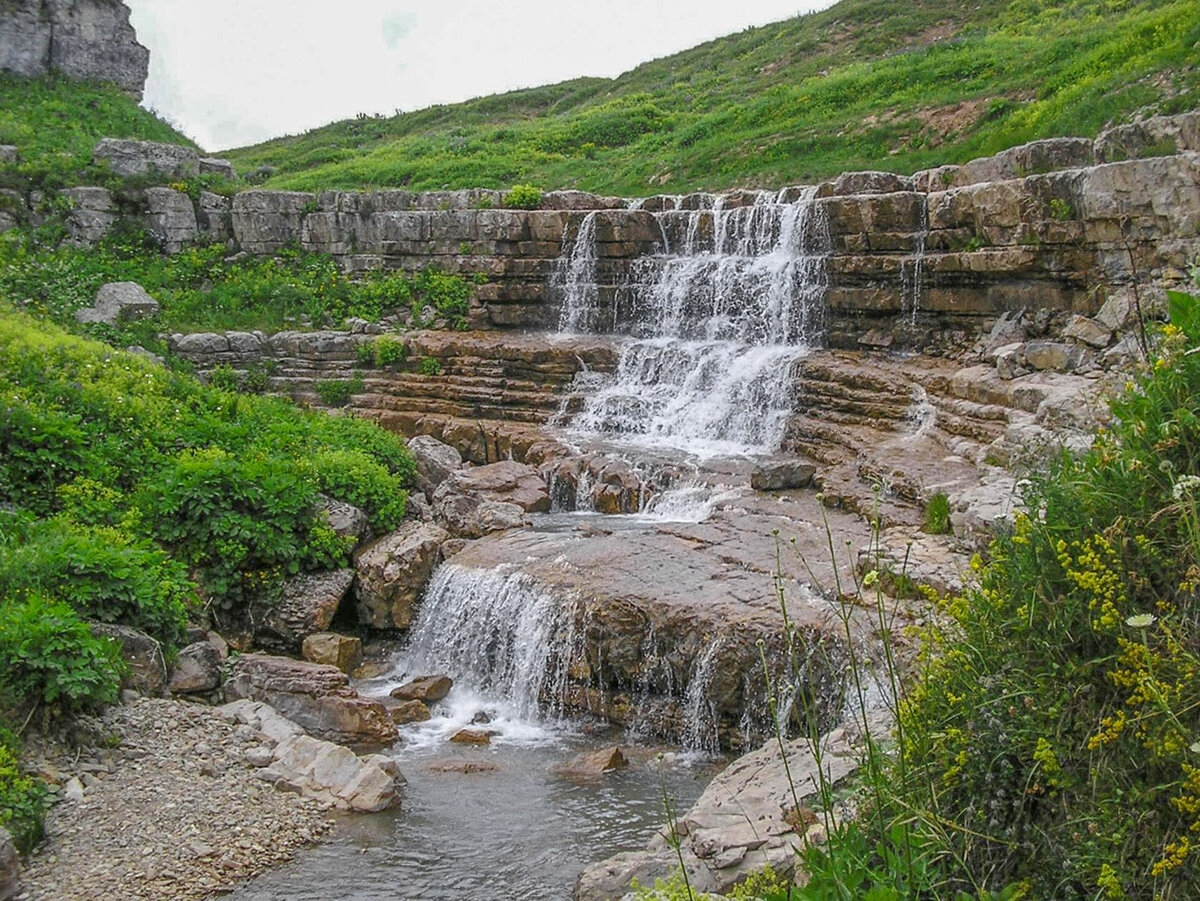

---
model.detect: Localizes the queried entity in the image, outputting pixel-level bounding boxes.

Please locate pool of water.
[226,726,716,901]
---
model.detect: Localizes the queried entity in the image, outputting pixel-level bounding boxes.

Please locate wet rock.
[259,734,403,813]
[353,522,450,629]
[387,699,431,725]
[168,641,223,694]
[470,711,492,725]
[253,569,354,653]
[90,623,166,695]
[75,281,159,325]
[1062,314,1111,348]
[427,760,500,774]
[449,729,494,745]
[433,494,527,539]
[301,632,363,675]
[0,826,18,901]
[93,138,198,178]
[225,654,395,746]
[553,747,628,779]
[407,435,463,499]
[750,461,816,491]
[390,674,452,703]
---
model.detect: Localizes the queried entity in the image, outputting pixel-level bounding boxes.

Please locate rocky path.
[18,698,332,901]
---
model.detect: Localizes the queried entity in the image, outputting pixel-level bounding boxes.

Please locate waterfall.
[554,187,831,456]
[902,192,929,326]
[394,563,583,721]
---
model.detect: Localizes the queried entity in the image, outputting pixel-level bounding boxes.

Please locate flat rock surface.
[20,698,330,901]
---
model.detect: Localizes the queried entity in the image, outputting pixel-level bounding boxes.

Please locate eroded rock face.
[353,523,449,629]
[94,139,197,178]
[407,435,463,499]
[0,0,149,98]
[74,281,159,326]
[224,654,395,746]
[252,569,354,653]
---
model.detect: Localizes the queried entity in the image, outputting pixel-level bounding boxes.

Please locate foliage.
[224,0,1200,195]
[923,491,951,535]
[315,375,364,407]
[307,448,408,533]
[505,184,544,209]
[804,284,1200,898]
[0,230,472,343]
[419,356,443,376]
[0,728,46,855]
[0,593,123,714]
[358,334,408,368]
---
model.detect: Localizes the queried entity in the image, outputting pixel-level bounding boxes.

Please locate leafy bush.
[358,334,408,368]
[0,594,123,713]
[419,356,443,376]
[308,448,408,533]
[923,491,951,534]
[208,364,241,392]
[0,729,46,855]
[315,375,364,407]
[0,524,191,646]
[505,184,544,210]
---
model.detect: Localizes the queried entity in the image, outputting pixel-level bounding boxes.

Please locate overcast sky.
[125,1,835,152]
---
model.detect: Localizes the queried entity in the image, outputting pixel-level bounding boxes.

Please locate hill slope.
[225,0,1200,195]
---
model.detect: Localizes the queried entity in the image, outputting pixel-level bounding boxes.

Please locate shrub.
[208,364,241,392]
[0,594,123,714]
[359,334,407,369]
[0,729,46,855]
[505,184,543,210]
[315,375,364,407]
[923,491,951,534]
[308,448,408,534]
[419,356,443,376]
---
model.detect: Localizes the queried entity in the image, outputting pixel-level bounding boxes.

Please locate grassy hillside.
[226,0,1200,195]
[0,74,196,190]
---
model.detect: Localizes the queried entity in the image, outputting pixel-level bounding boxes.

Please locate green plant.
[0,729,46,854]
[359,334,407,369]
[315,375,364,407]
[923,491,951,534]
[419,356,443,376]
[208,364,241,392]
[1048,197,1074,221]
[505,184,544,210]
[307,448,408,533]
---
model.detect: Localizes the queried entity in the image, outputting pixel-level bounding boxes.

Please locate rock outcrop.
[353,523,449,630]
[0,0,149,99]
[251,568,354,653]
[74,281,159,326]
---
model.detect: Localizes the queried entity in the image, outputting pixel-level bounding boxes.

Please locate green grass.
[0,73,196,191]
[225,0,1200,196]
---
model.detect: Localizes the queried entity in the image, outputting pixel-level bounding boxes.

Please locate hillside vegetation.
[226,0,1199,195]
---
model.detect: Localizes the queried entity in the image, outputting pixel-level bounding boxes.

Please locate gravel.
[18,697,332,901]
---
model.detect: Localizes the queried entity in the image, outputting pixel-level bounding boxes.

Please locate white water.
[555,187,831,457]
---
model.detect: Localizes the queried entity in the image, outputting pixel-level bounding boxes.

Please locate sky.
[125,1,836,153]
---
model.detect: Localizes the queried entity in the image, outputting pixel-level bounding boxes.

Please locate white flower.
[1125,613,1157,629]
[1172,475,1200,501]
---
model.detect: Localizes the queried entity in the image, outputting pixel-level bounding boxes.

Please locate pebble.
[19,698,332,901]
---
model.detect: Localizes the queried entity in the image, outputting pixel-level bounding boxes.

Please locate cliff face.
[0,0,149,99]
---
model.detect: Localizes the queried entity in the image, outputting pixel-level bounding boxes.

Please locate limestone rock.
[353,522,449,630]
[0,146,16,165]
[198,158,237,179]
[407,435,463,499]
[553,746,628,779]
[225,654,395,746]
[390,674,452,703]
[319,496,371,547]
[253,569,354,653]
[433,495,527,539]
[1062,314,1111,348]
[301,632,363,675]
[1095,293,1134,332]
[750,461,816,492]
[75,281,159,325]
[449,729,493,745]
[168,641,222,694]
[387,699,432,724]
[427,760,499,774]
[259,734,403,813]
[94,138,198,178]
[218,698,305,746]
[0,0,149,99]
[1024,340,1076,373]
[90,623,165,695]
[984,310,1026,353]
[433,460,550,513]
[0,825,18,901]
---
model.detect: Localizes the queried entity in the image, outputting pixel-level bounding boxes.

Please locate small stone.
[553,746,628,778]
[64,777,85,803]
[243,747,274,768]
[390,675,452,703]
[1062,314,1112,349]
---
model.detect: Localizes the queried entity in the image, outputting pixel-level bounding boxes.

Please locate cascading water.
[902,192,929,327]
[555,187,831,456]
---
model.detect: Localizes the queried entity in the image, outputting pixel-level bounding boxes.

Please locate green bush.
[0,729,46,855]
[0,594,123,713]
[315,375,364,407]
[419,356,443,376]
[359,334,407,368]
[0,524,191,646]
[308,448,408,533]
[505,184,543,210]
[208,364,241,392]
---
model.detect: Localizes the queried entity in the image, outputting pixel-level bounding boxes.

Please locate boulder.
[75,281,159,325]
[553,746,628,779]
[390,674,452,703]
[167,641,222,694]
[253,569,354,653]
[1062,314,1112,348]
[750,461,816,492]
[258,734,403,813]
[301,632,363,675]
[407,435,463,499]
[198,157,237,179]
[353,523,449,630]
[432,495,527,539]
[1095,293,1134,332]
[0,146,16,165]
[93,138,198,178]
[319,496,370,546]
[432,460,550,513]
[0,826,18,901]
[218,698,305,746]
[387,699,432,725]
[984,310,1026,353]
[225,654,396,746]
[1024,340,1075,373]
[90,623,166,695]
[449,729,494,745]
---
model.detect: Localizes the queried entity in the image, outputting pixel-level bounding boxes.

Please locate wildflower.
[1125,613,1157,629]
[1172,475,1200,501]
